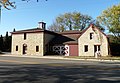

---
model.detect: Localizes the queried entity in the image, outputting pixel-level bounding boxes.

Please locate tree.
[49,12,93,32]
[92,20,105,32]
[0,0,47,10]
[0,0,16,10]
[56,12,83,31]
[0,35,4,51]
[56,12,74,30]
[97,4,120,41]
[4,31,11,52]
[48,22,65,32]
[80,14,92,30]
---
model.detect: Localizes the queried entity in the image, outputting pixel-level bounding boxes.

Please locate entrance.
[23,44,27,54]
[94,45,101,57]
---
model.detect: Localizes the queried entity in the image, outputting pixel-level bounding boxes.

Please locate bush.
[110,43,120,56]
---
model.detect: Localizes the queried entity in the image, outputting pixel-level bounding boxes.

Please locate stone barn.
[11,22,109,57]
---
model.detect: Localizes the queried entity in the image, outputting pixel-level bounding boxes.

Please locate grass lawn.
[64,56,120,60]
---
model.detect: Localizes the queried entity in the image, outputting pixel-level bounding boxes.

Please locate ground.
[0,56,120,83]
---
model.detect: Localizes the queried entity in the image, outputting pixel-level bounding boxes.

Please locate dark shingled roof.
[50,30,81,45]
[11,28,43,34]
[11,28,44,34]
[11,28,58,35]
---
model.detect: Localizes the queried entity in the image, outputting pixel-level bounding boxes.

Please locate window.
[23,44,27,54]
[24,33,26,40]
[36,46,39,52]
[84,45,88,52]
[16,45,18,51]
[90,33,94,40]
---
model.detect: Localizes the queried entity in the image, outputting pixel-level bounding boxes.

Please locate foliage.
[0,32,11,52]
[0,35,3,51]
[0,0,16,10]
[97,4,120,40]
[47,22,65,32]
[0,0,47,10]
[108,35,120,56]
[108,35,120,44]
[109,43,120,56]
[4,31,11,52]
[93,20,105,32]
[48,12,93,32]
[80,14,92,30]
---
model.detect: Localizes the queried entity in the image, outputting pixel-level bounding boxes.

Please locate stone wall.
[78,25,108,56]
[11,32,44,56]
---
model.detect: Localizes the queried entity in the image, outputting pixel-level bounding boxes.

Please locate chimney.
[38,22,46,30]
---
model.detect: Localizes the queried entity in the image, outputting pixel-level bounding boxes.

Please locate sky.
[0,0,120,35]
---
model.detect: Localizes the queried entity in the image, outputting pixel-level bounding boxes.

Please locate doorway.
[53,45,69,56]
[94,45,101,56]
[23,44,27,54]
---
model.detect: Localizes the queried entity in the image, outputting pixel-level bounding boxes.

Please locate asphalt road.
[0,56,120,83]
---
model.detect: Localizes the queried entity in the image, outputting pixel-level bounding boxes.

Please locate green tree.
[93,20,105,32]
[80,14,92,30]
[97,4,120,41]
[0,0,16,10]
[48,22,65,32]
[0,35,4,51]
[0,0,47,10]
[4,31,11,52]
[60,12,73,30]
[49,12,93,32]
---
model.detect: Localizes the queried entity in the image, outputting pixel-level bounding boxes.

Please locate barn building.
[11,22,109,57]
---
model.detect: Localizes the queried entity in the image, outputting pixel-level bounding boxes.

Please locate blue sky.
[0,0,120,35]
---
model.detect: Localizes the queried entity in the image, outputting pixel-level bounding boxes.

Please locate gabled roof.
[79,24,108,38]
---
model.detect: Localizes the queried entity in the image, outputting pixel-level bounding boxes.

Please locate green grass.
[64,56,120,60]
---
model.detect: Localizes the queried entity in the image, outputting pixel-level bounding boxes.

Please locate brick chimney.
[38,22,46,30]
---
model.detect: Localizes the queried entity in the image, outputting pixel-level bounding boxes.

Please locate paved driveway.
[0,56,120,83]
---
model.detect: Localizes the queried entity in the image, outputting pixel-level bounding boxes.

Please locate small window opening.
[16,45,18,51]
[24,33,26,40]
[36,46,39,52]
[90,33,94,40]
[84,45,88,52]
